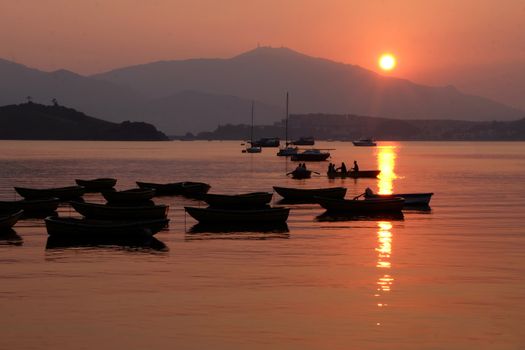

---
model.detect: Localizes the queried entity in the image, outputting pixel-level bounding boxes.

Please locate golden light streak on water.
[377,146,397,194]
[376,221,394,311]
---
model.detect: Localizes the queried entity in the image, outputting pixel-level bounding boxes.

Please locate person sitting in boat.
[337,162,347,174]
[365,187,374,196]
[352,160,359,172]
[327,163,335,174]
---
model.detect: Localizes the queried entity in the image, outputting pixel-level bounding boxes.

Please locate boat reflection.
[316,211,404,222]
[376,145,398,195]
[186,223,290,240]
[45,235,168,252]
[375,221,394,315]
[0,229,23,246]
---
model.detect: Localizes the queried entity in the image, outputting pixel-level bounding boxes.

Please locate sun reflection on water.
[375,221,394,312]
[377,146,398,194]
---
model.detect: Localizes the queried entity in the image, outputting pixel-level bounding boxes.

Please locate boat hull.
[327,170,381,179]
[75,178,117,192]
[273,186,347,201]
[102,188,156,204]
[185,207,290,224]
[316,197,404,213]
[291,170,312,179]
[0,210,24,231]
[203,192,273,208]
[137,181,184,195]
[365,192,434,205]
[0,198,59,214]
[71,201,169,220]
[44,217,169,238]
[15,186,85,201]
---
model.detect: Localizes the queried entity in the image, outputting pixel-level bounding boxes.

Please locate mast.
[251,101,254,144]
[285,92,289,145]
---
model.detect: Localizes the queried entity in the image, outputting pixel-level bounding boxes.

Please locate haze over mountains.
[1,47,523,134]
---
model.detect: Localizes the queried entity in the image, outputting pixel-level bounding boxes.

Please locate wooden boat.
[137,181,184,195]
[15,186,85,200]
[364,188,434,205]
[75,178,117,192]
[46,235,168,251]
[188,222,289,234]
[316,196,404,213]
[0,229,23,246]
[102,188,156,204]
[71,201,169,220]
[44,216,169,238]
[185,206,290,224]
[352,138,377,146]
[289,168,312,179]
[316,211,404,222]
[273,186,347,201]
[327,170,381,179]
[291,137,315,146]
[276,146,298,156]
[0,210,24,231]
[180,182,211,198]
[203,192,273,208]
[0,197,59,214]
[291,149,330,161]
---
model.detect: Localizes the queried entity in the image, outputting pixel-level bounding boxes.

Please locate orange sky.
[1,0,524,109]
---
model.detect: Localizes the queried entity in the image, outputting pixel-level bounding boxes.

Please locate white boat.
[277,92,299,157]
[352,138,377,147]
[244,102,262,154]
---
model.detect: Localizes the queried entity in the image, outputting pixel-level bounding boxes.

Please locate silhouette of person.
[339,162,347,174]
[352,160,359,172]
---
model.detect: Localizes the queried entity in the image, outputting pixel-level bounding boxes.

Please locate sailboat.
[245,101,262,153]
[276,92,298,156]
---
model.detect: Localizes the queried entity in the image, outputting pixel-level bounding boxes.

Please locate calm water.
[1,141,524,350]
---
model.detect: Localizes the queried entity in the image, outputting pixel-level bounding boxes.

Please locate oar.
[353,192,365,200]
[312,171,320,175]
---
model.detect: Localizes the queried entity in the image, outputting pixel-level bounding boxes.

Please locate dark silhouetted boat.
[291,137,315,146]
[46,235,168,251]
[102,188,156,204]
[352,138,377,146]
[203,192,273,208]
[316,211,404,222]
[14,186,85,201]
[0,210,24,231]
[315,196,404,213]
[71,201,169,220]
[137,181,184,195]
[75,178,117,192]
[0,197,59,214]
[185,206,290,224]
[180,182,211,198]
[251,137,280,147]
[188,222,289,235]
[291,149,330,161]
[273,186,347,201]
[327,170,381,178]
[364,188,434,205]
[0,229,23,246]
[44,216,169,238]
[288,168,312,179]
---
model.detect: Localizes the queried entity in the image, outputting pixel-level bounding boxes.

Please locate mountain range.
[1,47,524,134]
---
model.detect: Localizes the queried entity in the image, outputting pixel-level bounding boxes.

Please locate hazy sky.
[1,0,524,109]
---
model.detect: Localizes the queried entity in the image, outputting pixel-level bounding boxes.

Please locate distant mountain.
[0,103,168,140]
[192,114,525,141]
[92,47,525,122]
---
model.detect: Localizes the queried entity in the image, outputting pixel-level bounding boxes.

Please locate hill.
[0,103,168,140]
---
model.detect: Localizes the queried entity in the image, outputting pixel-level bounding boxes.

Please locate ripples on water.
[0,141,524,350]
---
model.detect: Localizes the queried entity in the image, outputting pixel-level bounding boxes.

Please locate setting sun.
[379,53,397,71]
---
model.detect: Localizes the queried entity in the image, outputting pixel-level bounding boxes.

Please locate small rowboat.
[327,170,381,179]
[364,188,434,205]
[180,182,211,198]
[46,235,168,251]
[289,168,312,179]
[71,201,169,220]
[44,216,169,238]
[273,186,347,201]
[15,186,85,201]
[316,196,404,213]
[102,188,156,204]
[137,181,184,195]
[0,210,24,231]
[75,178,117,192]
[203,192,273,208]
[185,206,290,224]
[291,149,330,162]
[0,198,59,214]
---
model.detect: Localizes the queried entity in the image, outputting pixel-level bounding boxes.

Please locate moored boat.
[352,138,377,146]
[276,146,298,156]
[251,137,280,147]
[180,182,211,198]
[364,188,434,205]
[291,149,330,162]
[273,186,346,201]
[327,170,381,178]
[0,210,24,231]
[203,192,273,208]
[136,181,184,195]
[291,137,315,146]
[14,186,85,201]
[102,188,156,204]
[185,206,290,224]
[71,201,169,220]
[75,178,117,192]
[0,198,60,214]
[44,216,169,238]
[315,196,404,213]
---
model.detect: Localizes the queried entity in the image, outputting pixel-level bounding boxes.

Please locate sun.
[378,53,396,71]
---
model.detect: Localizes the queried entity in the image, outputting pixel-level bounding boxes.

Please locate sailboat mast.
[285,92,289,145]
[251,101,254,143]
